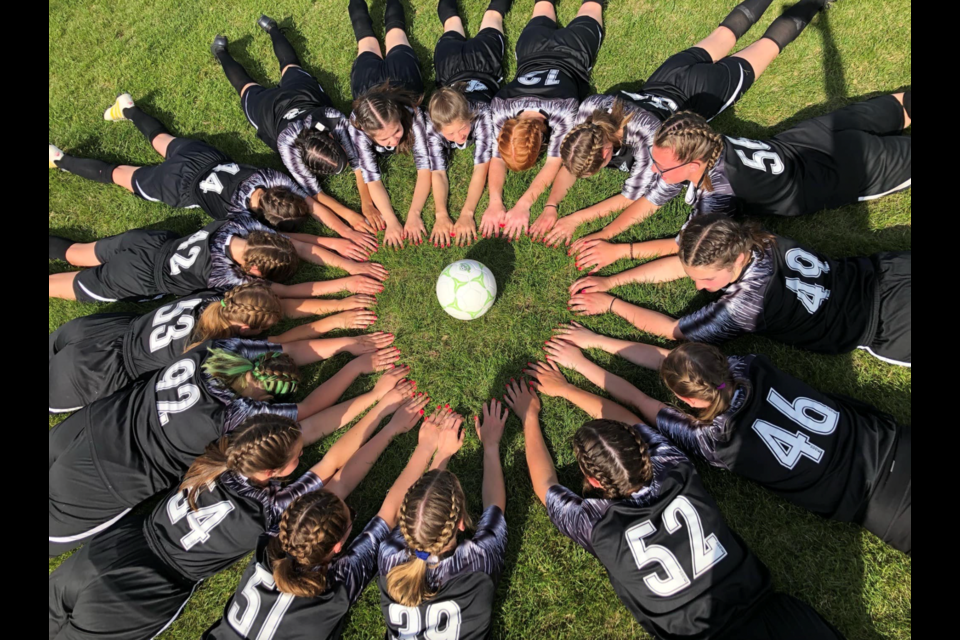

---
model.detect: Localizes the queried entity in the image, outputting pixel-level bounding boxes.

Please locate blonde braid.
[653,111,725,190]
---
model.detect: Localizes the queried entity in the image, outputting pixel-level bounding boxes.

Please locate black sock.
[349,0,376,42]
[762,0,826,52]
[215,50,256,96]
[56,155,118,184]
[268,28,301,72]
[122,106,169,143]
[903,90,911,121]
[49,236,75,261]
[384,0,407,33]
[720,0,774,40]
[486,0,512,17]
[438,0,460,25]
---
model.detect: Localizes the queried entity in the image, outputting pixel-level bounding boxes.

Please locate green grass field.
[49,1,911,638]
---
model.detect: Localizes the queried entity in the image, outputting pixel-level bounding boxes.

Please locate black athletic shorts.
[775,95,912,210]
[72,229,179,303]
[49,514,197,639]
[861,251,911,366]
[515,16,604,101]
[729,593,845,639]
[49,313,136,413]
[351,45,424,99]
[131,138,230,208]
[862,425,911,555]
[434,28,505,96]
[49,412,130,557]
[642,47,756,120]
[242,66,334,150]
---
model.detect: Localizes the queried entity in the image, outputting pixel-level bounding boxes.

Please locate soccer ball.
[436,260,497,320]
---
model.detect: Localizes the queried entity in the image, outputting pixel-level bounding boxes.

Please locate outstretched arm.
[479,158,508,238]
[503,379,555,506]
[289,238,389,281]
[567,293,684,341]
[403,169,434,244]
[552,322,670,370]
[279,332,394,366]
[474,399,508,511]
[294,353,404,423]
[502,158,564,241]
[524,360,642,425]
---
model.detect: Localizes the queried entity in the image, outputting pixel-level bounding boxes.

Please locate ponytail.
[573,420,653,500]
[661,343,743,422]
[386,470,473,607]
[243,231,299,283]
[186,282,283,352]
[561,98,634,178]
[677,214,775,270]
[268,489,351,597]
[179,414,301,510]
[202,348,301,397]
[653,111,725,190]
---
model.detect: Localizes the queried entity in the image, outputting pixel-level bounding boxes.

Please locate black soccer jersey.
[145,470,324,583]
[378,506,507,640]
[86,338,297,509]
[498,66,582,101]
[489,96,579,160]
[679,235,879,355]
[347,107,440,184]
[657,355,901,524]
[547,426,771,640]
[425,100,495,170]
[193,164,309,223]
[154,216,273,295]
[121,290,220,378]
[203,518,391,640]
[276,110,359,196]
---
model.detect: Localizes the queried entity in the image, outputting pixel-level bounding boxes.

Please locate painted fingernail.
[419,410,425,415]
[445,404,450,409]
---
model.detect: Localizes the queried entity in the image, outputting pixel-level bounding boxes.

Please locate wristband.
[543,204,558,210]
[629,243,634,260]
[608,297,616,313]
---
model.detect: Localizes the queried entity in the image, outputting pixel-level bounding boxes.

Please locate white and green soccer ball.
[436,259,497,320]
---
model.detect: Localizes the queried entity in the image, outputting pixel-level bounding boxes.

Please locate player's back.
[378,570,498,640]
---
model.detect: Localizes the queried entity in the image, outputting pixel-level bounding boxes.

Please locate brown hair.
[243,231,299,283]
[351,82,421,155]
[267,489,352,597]
[677,214,775,271]
[561,98,634,178]
[385,470,474,607]
[179,413,302,510]
[252,187,310,232]
[202,349,302,397]
[661,343,741,423]
[428,86,472,130]
[652,111,725,190]
[498,118,547,171]
[573,419,654,500]
[295,128,348,176]
[186,282,283,352]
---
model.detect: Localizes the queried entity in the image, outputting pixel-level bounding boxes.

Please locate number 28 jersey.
[547,426,770,639]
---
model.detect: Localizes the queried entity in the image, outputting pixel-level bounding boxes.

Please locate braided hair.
[202,348,301,397]
[573,420,654,500]
[252,187,310,232]
[186,282,283,352]
[351,82,421,155]
[560,98,634,178]
[498,118,547,171]
[179,414,302,510]
[385,470,474,607]
[677,213,775,271]
[294,128,348,177]
[652,111,725,191]
[243,231,299,283]
[661,343,744,423]
[268,489,352,597]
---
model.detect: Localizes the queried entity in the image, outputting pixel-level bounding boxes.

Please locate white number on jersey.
[166,490,235,551]
[783,248,832,313]
[751,388,839,469]
[462,79,489,94]
[148,298,205,352]
[155,358,201,425]
[168,230,210,275]
[199,163,242,194]
[517,69,560,86]
[726,136,785,175]
[388,601,463,640]
[620,91,678,113]
[625,496,728,597]
[228,564,296,640]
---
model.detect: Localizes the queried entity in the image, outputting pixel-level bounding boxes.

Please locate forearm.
[612,299,683,341]
[268,316,343,343]
[407,169,433,218]
[376,444,436,527]
[462,163,489,217]
[305,197,349,236]
[295,361,364,423]
[368,180,401,226]
[355,170,374,207]
[314,192,359,225]
[560,384,642,425]
[481,445,506,511]
[545,167,576,208]
[281,337,357,366]
[280,297,350,318]
[523,415,559,506]
[308,401,391,483]
[602,339,670,370]
[627,238,681,262]
[517,158,562,207]
[487,158,506,206]
[607,255,687,287]
[574,359,664,425]
[299,389,379,444]
[431,171,450,218]
[292,239,351,270]
[597,198,659,239]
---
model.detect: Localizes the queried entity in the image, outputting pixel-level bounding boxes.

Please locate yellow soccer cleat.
[103,93,135,121]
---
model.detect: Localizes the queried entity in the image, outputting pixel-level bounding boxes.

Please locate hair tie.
[414,550,430,561]
[717,383,726,390]
[220,299,228,308]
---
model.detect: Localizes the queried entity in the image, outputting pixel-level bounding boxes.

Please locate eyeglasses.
[650,155,695,176]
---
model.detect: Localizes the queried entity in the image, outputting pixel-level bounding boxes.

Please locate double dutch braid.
[653,111,725,190]
[573,420,654,500]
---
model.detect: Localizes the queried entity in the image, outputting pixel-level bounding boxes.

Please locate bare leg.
[385,28,411,53]
[577,1,603,26]
[239,82,260,98]
[695,27,739,63]
[49,272,80,300]
[532,1,556,22]
[358,36,382,58]
[892,93,911,128]
[150,134,176,158]
[479,10,504,33]
[444,16,465,36]
[730,38,780,79]
[111,166,138,192]
[63,242,102,267]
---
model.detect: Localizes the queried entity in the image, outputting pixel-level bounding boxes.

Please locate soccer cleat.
[210,34,228,57]
[103,93,135,121]
[49,144,64,169]
[257,14,279,33]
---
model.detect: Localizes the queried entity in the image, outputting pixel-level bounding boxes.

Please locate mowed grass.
[49,1,911,638]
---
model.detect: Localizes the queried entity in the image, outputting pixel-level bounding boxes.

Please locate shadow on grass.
[465,238,517,302]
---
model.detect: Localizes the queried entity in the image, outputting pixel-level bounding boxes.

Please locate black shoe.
[210,34,228,57]
[257,14,279,33]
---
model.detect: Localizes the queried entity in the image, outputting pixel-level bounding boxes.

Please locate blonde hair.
[678,214,775,271]
[385,470,474,607]
[428,86,472,129]
[561,99,634,178]
[652,111,725,190]
[243,231,299,283]
[498,118,547,171]
[186,282,283,351]
[661,343,742,422]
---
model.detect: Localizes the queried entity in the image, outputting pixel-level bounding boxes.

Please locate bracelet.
[543,204,558,210]
[608,297,617,313]
[629,243,635,260]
